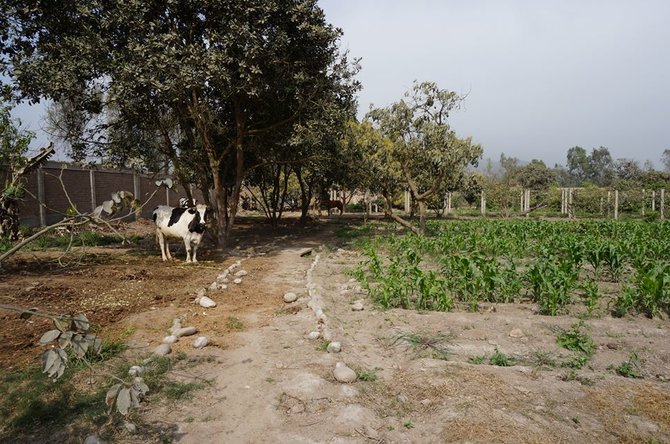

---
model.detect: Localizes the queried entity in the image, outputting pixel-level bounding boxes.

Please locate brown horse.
[322,199,344,215]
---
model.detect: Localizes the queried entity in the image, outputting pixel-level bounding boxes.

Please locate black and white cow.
[152,204,210,263]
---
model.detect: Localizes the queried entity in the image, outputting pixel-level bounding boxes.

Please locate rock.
[351,301,364,311]
[198,296,217,308]
[509,328,525,338]
[174,326,198,337]
[396,394,408,403]
[124,421,137,434]
[208,282,220,291]
[299,248,313,257]
[217,272,229,282]
[327,341,342,353]
[234,270,248,277]
[306,331,321,340]
[233,278,242,284]
[193,336,209,349]
[128,365,144,377]
[84,436,105,444]
[162,335,178,344]
[333,362,357,383]
[153,344,171,356]
[283,292,298,303]
[219,284,228,290]
[195,288,207,299]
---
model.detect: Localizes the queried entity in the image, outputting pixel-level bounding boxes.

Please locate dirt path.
[116,221,670,444]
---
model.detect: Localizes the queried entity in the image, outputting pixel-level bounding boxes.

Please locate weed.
[489,348,516,367]
[226,317,245,331]
[358,370,377,382]
[468,355,486,365]
[610,352,642,378]
[391,330,452,360]
[555,322,596,356]
[560,370,594,386]
[404,420,414,429]
[315,340,329,352]
[528,351,558,370]
[163,381,206,400]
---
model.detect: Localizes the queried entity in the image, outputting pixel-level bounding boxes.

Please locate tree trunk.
[382,191,421,235]
[418,200,427,235]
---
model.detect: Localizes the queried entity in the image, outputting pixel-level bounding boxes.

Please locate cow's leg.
[165,240,173,260]
[183,237,193,263]
[156,229,169,261]
[192,241,199,263]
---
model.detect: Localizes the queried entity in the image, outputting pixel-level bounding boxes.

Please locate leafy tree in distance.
[515,159,556,190]
[366,81,482,234]
[661,149,670,172]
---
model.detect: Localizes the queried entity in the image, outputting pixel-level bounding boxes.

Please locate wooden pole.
[37,166,46,227]
[481,191,486,216]
[641,189,645,216]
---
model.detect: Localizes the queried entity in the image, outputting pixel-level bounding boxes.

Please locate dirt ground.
[1,215,669,443]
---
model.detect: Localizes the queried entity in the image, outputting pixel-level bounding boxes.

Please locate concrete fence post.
[89,169,96,212]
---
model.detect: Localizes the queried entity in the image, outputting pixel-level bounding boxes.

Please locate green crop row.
[354,219,670,317]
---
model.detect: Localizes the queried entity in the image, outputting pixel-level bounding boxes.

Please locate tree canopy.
[1,0,358,245]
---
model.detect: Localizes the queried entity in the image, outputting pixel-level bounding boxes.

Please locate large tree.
[1,0,356,247]
[366,81,482,234]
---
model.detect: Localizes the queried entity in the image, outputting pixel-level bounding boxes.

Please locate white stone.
[306,331,321,340]
[153,344,171,356]
[208,282,220,291]
[351,302,364,311]
[128,365,144,377]
[327,342,342,353]
[283,292,298,303]
[84,436,105,444]
[195,288,207,299]
[233,278,242,284]
[234,270,248,277]
[193,336,209,349]
[509,328,525,338]
[174,326,198,337]
[162,335,178,344]
[199,296,217,308]
[333,362,357,383]
[124,421,137,434]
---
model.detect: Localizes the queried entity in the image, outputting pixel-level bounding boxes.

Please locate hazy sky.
[9,1,670,167]
[320,0,670,166]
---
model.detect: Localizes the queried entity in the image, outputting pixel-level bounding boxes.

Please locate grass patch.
[162,381,206,400]
[528,351,558,370]
[226,316,245,331]
[391,330,453,360]
[0,365,108,440]
[489,348,516,367]
[28,231,141,250]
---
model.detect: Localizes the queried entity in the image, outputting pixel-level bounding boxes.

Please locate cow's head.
[187,204,210,233]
